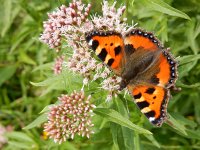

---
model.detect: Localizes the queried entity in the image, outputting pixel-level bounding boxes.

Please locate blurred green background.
[0,0,200,149]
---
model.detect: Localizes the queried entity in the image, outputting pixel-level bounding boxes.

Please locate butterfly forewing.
[85,31,125,75]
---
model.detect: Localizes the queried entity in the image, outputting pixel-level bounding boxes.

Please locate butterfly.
[85,28,178,127]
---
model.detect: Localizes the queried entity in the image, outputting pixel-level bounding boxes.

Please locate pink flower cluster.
[40,0,91,51]
[91,1,127,32]
[44,91,95,144]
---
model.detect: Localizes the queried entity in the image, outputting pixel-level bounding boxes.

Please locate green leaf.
[0,65,17,86]
[193,93,200,124]
[170,113,197,128]
[110,98,135,150]
[1,0,11,36]
[185,129,200,140]
[110,123,127,150]
[178,54,200,65]
[19,51,37,65]
[32,62,53,72]
[143,134,160,148]
[39,104,56,114]
[30,70,83,95]
[6,131,35,143]
[23,113,47,130]
[177,81,200,88]
[186,20,199,54]
[7,141,37,149]
[178,61,197,78]
[134,133,141,150]
[145,0,190,20]
[166,114,187,136]
[94,108,152,135]
[10,27,33,53]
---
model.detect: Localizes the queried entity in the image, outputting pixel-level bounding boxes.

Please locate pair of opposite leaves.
[85,28,178,127]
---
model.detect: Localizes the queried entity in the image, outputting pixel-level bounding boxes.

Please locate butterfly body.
[85,28,178,126]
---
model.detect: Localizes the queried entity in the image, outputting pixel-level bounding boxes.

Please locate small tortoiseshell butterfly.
[85,28,178,127]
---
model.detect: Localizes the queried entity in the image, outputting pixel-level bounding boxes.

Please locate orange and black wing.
[125,29,178,126]
[85,31,125,75]
[128,84,170,126]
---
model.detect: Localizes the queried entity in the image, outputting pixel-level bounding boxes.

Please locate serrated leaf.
[94,108,152,135]
[145,0,190,20]
[30,70,83,95]
[23,113,47,130]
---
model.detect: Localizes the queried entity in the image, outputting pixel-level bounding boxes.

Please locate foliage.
[0,0,200,149]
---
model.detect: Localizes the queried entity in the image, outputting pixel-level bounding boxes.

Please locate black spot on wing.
[125,44,135,55]
[144,110,155,118]
[137,101,149,109]
[114,46,122,56]
[134,93,142,99]
[91,40,99,51]
[98,48,107,61]
[145,88,155,94]
[107,58,114,66]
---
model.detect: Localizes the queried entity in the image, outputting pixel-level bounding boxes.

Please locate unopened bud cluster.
[44,91,95,144]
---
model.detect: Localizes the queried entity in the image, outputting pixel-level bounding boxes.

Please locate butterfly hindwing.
[85,31,125,75]
[128,84,170,126]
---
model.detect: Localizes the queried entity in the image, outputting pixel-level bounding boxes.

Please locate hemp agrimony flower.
[44,91,95,144]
